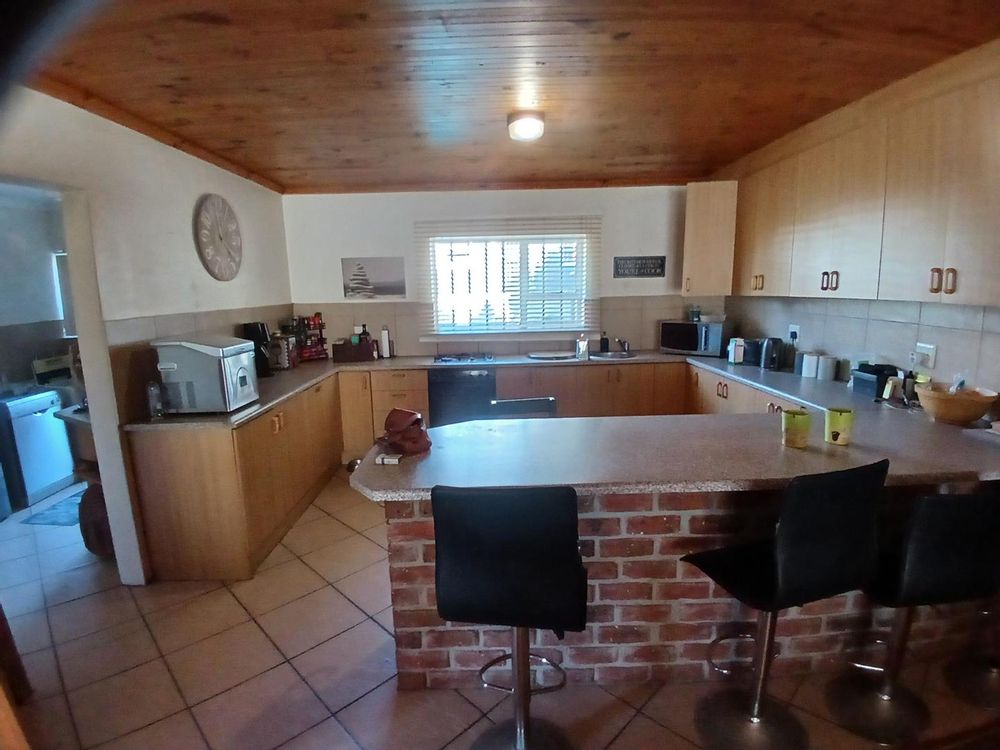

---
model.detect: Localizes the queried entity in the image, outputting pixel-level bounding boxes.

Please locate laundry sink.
[590,351,637,360]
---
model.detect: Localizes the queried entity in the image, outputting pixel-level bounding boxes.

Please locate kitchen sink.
[590,351,637,360]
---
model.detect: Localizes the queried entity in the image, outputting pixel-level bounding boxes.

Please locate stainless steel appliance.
[427,367,497,426]
[760,337,784,370]
[658,320,729,356]
[241,322,274,378]
[0,390,75,509]
[152,335,259,414]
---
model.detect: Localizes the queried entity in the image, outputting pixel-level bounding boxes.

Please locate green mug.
[781,409,811,449]
[824,408,855,446]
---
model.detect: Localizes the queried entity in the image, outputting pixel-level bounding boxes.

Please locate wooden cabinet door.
[305,377,341,481]
[277,391,313,512]
[681,181,738,296]
[734,159,797,297]
[942,79,1000,305]
[790,139,838,298]
[576,366,614,417]
[339,371,374,462]
[693,370,726,414]
[533,366,578,417]
[611,364,655,416]
[234,410,283,551]
[652,364,687,415]
[880,94,949,303]
[496,367,535,399]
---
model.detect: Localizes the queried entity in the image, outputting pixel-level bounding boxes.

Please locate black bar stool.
[826,492,1000,745]
[432,485,587,750]
[488,397,557,419]
[681,459,890,750]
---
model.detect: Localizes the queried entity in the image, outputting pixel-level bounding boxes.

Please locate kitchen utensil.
[915,384,998,425]
[802,353,819,378]
[817,355,838,381]
[781,408,811,449]
[824,408,855,446]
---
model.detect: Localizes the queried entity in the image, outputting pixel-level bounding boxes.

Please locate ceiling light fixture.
[507,111,545,142]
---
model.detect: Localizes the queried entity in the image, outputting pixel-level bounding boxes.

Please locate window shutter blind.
[414,216,601,337]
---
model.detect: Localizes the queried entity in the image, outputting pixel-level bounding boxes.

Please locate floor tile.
[49,586,138,644]
[281,516,356,557]
[67,659,184,748]
[363,524,389,549]
[37,543,102,578]
[337,678,481,750]
[94,710,207,750]
[277,717,361,749]
[608,714,699,749]
[295,505,328,526]
[193,664,330,750]
[301,534,387,583]
[334,560,391,615]
[33,525,86,553]
[0,579,45,616]
[146,587,249,653]
[57,617,159,691]
[442,718,496,750]
[332,501,385,533]
[43,560,121,607]
[0,553,40,588]
[23,647,63,700]
[292,620,397,712]
[373,606,394,634]
[129,580,221,615]
[789,706,883,750]
[312,480,366,516]
[458,686,507,713]
[16,693,80,750]
[488,685,636,750]
[919,682,995,741]
[165,620,284,705]
[257,585,367,658]
[0,513,34,541]
[9,608,51,654]
[257,543,295,572]
[0,532,36,562]
[602,681,661,710]
[229,558,326,616]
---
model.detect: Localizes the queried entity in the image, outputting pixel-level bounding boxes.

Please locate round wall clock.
[193,194,242,281]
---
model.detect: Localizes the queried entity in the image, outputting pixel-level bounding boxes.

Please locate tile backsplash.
[105,304,294,347]
[725,297,1000,390]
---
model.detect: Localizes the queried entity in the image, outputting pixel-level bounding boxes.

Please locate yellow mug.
[824,408,855,446]
[781,409,811,449]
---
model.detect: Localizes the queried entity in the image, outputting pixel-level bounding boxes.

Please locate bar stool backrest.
[890,493,1000,607]
[773,460,890,610]
[431,485,587,632]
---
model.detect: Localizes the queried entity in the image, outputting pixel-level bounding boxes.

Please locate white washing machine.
[0,390,76,509]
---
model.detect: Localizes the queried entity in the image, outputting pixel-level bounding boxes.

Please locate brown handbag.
[379,408,432,455]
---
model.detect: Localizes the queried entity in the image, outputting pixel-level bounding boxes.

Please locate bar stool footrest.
[707,632,771,677]
[479,651,567,695]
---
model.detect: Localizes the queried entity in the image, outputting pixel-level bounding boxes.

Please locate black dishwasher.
[427,368,497,427]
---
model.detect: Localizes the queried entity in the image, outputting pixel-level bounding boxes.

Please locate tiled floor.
[5,476,998,749]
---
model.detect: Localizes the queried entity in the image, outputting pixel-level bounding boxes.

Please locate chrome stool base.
[470,718,574,750]
[824,670,930,745]
[694,688,808,750]
[943,655,1000,710]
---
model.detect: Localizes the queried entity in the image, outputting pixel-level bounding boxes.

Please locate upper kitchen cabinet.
[881,79,1000,305]
[733,158,797,296]
[680,181,738,296]
[789,122,887,299]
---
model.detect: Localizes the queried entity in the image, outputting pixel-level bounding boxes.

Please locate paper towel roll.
[817,355,838,381]
[802,353,820,378]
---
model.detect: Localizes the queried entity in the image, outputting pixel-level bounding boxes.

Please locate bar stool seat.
[433,485,586,750]
[681,460,890,750]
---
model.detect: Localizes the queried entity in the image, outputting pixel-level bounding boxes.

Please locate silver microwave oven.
[658,320,729,357]
[152,335,259,414]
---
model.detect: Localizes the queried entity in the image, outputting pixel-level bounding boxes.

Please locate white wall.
[0,88,290,322]
[283,186,686,303]
[0,183,64,326]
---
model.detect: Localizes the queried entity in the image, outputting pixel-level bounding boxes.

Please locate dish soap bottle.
[576,333,590,361]
[599,332,610,353]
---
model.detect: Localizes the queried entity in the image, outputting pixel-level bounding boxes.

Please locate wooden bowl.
[915,383,998,425]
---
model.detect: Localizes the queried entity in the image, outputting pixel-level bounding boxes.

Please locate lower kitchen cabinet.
[128,373,343,580]
[496,366,580,416]
[339,371,375,463]
[370,369,430,435]
[651,363,688,414]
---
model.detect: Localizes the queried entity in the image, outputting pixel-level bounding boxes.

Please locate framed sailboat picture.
[341,256,406,299]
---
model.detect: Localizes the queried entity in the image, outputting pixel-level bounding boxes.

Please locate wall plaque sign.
[613,255,666,278]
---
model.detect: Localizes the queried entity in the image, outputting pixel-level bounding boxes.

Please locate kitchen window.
[417,217,601,337]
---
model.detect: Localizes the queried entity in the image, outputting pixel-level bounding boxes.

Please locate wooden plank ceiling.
[32,0,1000,193]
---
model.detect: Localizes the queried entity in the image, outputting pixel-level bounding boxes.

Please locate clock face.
[194,194,242,281]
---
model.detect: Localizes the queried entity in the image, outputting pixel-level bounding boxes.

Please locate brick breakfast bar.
[350,408,1000,690]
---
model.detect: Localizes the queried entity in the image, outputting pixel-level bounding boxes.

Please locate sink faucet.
[615,338,630,353]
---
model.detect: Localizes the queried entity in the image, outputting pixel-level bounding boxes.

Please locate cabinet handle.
[767,402,774,413]
[758,273,764,292]
[722,383,729,399]
[278,412,285,430]
[830,270,840,291]
[391,372,406,378]
[616,370,622,383]
[820,271,830,291]
[685,277,691,293]
[775,405,783,414]
[943,267,958,295]
[716,382,722,397]
[271,415,281,435]
[362,378,368,391]
[750,274,758,291]
[929,267,943,294]
[391,392,408,398]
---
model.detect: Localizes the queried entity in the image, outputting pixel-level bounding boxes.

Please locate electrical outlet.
[915,342,937,369]
[788,324,800,341]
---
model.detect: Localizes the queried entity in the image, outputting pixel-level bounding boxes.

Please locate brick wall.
[385,492,980,690]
